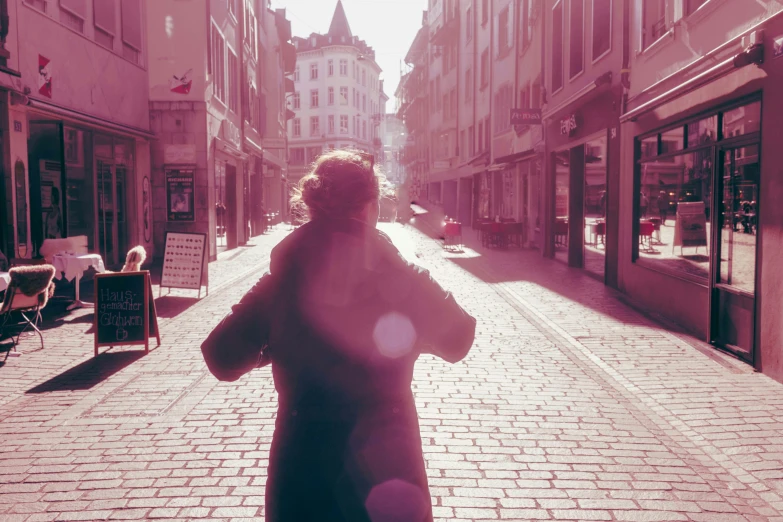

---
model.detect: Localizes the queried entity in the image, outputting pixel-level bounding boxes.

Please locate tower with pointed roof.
[286,1,387,184]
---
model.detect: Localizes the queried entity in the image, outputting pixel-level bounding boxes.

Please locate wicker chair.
[0,265,56,357]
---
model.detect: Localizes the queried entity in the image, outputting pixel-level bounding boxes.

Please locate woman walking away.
[201,149,477,522]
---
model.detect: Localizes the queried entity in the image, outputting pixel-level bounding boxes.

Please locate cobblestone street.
[1,220,782,522]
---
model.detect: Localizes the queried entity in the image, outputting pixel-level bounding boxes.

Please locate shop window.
[640,135,658,160]
[584,136,608,277]
[551,1,564,92]
[569,0,584,79]
[553,149,570,264]
[661,127,684,156]
[686,115,717,148]
[722,101,761,138]
[635,149,713,283]
[592,0,611,60]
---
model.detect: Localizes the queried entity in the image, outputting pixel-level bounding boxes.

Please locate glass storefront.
[26,119,135,267]
[634,98,761,360]
[553,149,570,264]
[584,135,607,277]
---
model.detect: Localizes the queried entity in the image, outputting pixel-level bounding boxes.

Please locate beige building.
[147,0,295,268]
[0,0,153,268]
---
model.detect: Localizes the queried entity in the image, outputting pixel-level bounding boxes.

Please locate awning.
[494,149,536,165]
[27,97,156,139]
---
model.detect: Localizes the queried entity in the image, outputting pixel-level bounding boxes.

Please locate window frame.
[328,86,335,106]
[592,0,613,64]
[631,94,763,284]
[292,118,301,138]
[551,0,564,94]
[328,59,334,76]
[310,62,318,80]
[227,45,239,113]
[310,116,320,137]
[569,0,585,81]
[211,23,227,104]
[310,89,319,108]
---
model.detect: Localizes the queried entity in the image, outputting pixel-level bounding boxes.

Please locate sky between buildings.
[272,0,428,112]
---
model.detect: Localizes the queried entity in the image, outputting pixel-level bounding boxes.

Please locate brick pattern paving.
[0,217,781,521]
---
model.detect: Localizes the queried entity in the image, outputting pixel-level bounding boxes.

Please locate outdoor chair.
[0,264,56,357]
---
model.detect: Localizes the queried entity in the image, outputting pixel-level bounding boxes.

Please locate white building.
[287,0,386,182]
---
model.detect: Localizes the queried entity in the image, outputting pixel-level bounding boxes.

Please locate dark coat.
[201,218,476,522]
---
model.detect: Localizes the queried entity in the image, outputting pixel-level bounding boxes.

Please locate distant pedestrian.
[657,190,669,225]
[201,149,477,522]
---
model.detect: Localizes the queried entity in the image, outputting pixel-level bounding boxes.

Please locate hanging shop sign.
[510,108,542,125]
[94,271,160,356]
[560,113,580,136]
[166,169,195,222]
[160,232,208,298]
[170,68,193,94]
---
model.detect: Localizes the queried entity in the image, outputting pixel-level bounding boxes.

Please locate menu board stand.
[159,232,208,298]
[94,271,161,357]
[672,201,708,256]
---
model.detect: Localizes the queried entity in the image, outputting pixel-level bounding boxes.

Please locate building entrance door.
[711,143,760,362]
[95,135,131,268]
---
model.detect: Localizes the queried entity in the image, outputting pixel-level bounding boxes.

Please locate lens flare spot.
[365,479,428,522]
[372,312,416,358]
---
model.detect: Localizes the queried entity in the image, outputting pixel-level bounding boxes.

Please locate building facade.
[0,0,152,269]
[542,0,625,288]
[147,0,294,271]
[619,0,783,381]
[287,0,386,183]
[397,16,430,204]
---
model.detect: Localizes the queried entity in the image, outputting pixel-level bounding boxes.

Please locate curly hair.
[290,149,394,222]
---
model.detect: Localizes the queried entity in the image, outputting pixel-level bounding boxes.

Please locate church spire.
[327,0,353,40]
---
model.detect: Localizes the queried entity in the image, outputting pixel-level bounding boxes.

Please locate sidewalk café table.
[0,271,9,293]
[52,253,106,310]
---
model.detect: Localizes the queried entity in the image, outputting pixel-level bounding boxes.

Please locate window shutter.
[121,0,143,50]
[93,0,116,34]
[60,0,87,19]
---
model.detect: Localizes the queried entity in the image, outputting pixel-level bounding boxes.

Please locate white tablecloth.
[0,272,9,292]
[52,254,106,282]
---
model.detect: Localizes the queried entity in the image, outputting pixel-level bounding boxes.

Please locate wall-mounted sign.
[774,35,783,59]
[510,108,542,125]
[13,120,22,132]
[38,55,52,98]
[166,169,195,222]
[221,120,241,149]
[164,144,197,164]
[560,113,580,136]
[170,68,193,94]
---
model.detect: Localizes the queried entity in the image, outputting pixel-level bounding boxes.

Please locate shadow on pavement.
[154,295,199,319]
[26,350,145,393]
[407,209,652,329]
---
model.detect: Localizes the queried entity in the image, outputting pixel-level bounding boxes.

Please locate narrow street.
[1,220,782,522]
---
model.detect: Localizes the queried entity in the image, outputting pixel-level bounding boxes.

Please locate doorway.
[711,143,760,362]
[95,135,132,268]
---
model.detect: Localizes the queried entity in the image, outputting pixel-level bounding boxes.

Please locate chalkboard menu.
[160,232,207,298]
[94,271,160,356]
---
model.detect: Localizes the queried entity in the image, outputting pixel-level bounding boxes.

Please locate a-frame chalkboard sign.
[94,271,161,356]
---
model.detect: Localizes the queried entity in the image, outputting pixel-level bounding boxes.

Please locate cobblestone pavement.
[0,217,782,521]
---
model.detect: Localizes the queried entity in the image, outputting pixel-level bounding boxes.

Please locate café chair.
[0,264,56,357]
